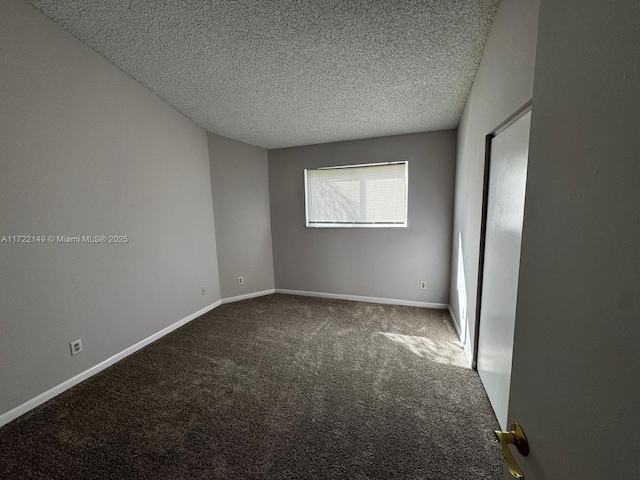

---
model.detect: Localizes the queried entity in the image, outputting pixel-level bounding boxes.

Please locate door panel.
[477,111,531,430]
[499,2,640,478]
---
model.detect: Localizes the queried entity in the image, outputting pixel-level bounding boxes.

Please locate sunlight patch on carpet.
[379,332,469,368]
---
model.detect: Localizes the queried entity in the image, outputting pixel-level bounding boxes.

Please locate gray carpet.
[0,294,502,479]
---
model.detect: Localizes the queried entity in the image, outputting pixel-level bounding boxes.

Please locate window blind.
[305,162,408,227]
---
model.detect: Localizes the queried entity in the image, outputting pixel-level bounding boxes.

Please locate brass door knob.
[494,423,529,479]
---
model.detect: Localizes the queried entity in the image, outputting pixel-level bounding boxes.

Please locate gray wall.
[269,131,456,304]
[448,0,539,356]
[0,0,220,417]
[208,133,274,299]
[509,0,640,476]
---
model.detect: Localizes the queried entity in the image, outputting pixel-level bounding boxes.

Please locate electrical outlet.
[237,276,244,285]
[420,280,427,290]
[70,339,82,356]
[202,285,206,295]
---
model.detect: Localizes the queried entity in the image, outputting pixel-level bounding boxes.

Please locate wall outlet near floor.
[70,339,83,356]
[202,285,206,295]
[237,276,244,285]
[420,280,427,290]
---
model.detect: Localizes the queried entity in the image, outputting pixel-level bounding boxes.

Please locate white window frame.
[304,161,408,228]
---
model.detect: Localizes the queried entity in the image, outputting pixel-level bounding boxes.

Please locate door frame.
[472,99,532,370]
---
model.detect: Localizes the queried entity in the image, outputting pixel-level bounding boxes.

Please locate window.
[304,161,408,227]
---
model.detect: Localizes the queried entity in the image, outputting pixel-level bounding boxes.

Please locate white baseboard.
[275,289,448,309]
[221,289,275,304]
[448,305,473,368]
[448,305,462,339]
[463,327,473,367]
[0,300,221,428]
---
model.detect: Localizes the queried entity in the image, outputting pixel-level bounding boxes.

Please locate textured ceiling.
[26,0,499,149]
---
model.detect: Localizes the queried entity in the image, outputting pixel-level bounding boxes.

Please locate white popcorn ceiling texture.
[26,0,499,149]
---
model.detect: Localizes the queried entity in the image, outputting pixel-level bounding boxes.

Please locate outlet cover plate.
[70,339,83,356]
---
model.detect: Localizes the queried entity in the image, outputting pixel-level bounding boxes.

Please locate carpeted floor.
[0,294,502,479]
